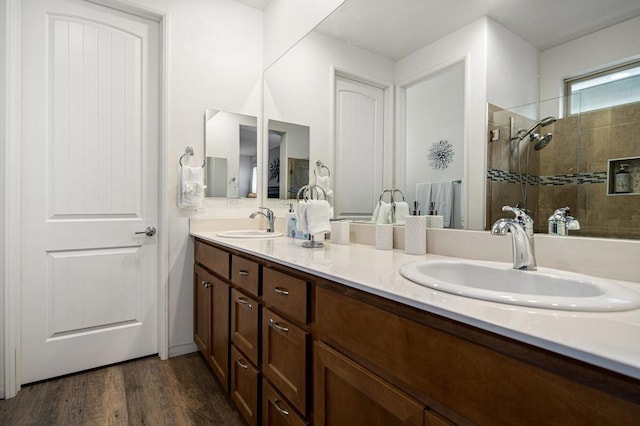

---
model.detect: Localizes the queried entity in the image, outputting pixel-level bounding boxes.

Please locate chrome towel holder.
[179,146,205,168]
[296,183,328,248]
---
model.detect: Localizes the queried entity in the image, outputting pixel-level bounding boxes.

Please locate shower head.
[518,116,557,140]
[533,133,553,150]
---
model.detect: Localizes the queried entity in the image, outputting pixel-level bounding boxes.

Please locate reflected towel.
[296,201,309,234]
[415,183,431,216]
[376,202,392,224]
[179,165,205,209]
[431,181,454,228]
[306,199,331,234]
[316,175,333,197]
[393,201,410,225]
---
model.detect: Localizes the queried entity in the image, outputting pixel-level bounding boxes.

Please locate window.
[250,165,257,194]
[565,60,640,115]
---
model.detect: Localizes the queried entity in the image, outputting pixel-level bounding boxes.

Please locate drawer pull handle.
[236,358,249,369]
[238,270,250,276]
[274,287,289,296]
[238,297,253,310]
[268,318,289,333]
[273,399,289,416]
[201,280,211,288]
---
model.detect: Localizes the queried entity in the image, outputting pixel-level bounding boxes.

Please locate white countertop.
[191,231,640,380]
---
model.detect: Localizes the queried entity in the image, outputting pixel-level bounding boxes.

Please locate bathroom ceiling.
[235,0,640,61]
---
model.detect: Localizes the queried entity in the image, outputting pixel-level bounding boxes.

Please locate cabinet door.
[314,342,424,426]
[194,264,212,358]
[262,379,307,426]
[210,274,230,391]
[231,288,261,365]
[231,345,261,426]
[262,308,309,415]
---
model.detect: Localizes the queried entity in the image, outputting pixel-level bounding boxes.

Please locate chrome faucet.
[250,207,275,233]
[491,206,537,271]
[548,207,580,236]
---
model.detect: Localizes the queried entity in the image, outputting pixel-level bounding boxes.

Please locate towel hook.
[179,146,205,168]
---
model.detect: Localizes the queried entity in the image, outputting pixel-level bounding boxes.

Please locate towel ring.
[313,160,331,177]
[296,184,328,202]
[179,146,205,168]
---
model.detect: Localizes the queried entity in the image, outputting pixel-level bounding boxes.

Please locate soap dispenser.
[615,164,631,193]
[286,203,297,237]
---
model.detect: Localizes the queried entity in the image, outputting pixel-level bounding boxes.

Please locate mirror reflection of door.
[267,120,311,199]
[334,76,384,218]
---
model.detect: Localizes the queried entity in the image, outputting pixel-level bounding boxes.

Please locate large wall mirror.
[263,0,640,238]
[204,108,258,199]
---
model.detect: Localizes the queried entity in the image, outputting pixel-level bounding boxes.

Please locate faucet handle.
[552,207,570,216]
[257,206,274,218]
[502,205,533,224]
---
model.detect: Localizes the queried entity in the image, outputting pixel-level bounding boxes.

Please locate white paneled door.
[334,76,384,217]
[21,0,160,383]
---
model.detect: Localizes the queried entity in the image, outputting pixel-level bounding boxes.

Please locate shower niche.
[607,156,640,195]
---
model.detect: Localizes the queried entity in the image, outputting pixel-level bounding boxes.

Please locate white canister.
[330,221,351,245]
[375,224,394,250]
[425,215,444,229]
[405,215,427,255]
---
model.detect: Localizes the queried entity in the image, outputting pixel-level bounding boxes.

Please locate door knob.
[135,226,157,237]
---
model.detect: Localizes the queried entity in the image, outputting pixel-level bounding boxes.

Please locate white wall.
[130,0,263,356]
[396,17,488,231]
[486,19,539,109]
[540,15,640,103]
[262,0,345,70]
[405,62,464,211]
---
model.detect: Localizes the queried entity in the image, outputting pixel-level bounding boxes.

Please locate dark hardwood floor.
[0,352,244,426]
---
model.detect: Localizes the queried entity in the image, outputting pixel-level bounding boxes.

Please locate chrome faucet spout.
[491,206,537,271]
[250,207,275,232]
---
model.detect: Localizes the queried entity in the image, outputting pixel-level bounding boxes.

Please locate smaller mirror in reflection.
[267,119,310,199]
[205,109,258,199]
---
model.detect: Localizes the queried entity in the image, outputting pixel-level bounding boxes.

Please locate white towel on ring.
[179,165,205,209]
[306,199,331,234]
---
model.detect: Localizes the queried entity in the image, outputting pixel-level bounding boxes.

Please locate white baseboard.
[168,342,198,358]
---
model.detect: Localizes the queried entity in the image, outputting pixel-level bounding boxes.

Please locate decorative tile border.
[487,169,607,186]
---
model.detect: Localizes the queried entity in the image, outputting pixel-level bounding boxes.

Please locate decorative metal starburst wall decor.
[428,140,454,169]
[269,157,280,181]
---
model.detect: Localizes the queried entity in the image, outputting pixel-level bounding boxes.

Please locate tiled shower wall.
[487,101,640,239]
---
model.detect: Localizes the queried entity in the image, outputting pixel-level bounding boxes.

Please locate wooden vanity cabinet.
[314,342,424,426]
[231,288,261,366]
[262,307,310,416]
[315,283,640,425]
[193,262,230,391]
[262,379,308,426]
[231,254,260,296]
[231,344,261,426]
[194,238,640,425]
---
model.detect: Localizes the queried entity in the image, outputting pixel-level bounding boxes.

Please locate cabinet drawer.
[231,255,260,296]
[231,345,261,426]
[262,379,307,426]
[314,342,424,426]
[262,308,309,415]
[263,267,309,325]
[231,288,260,366]
[195,240,229,278]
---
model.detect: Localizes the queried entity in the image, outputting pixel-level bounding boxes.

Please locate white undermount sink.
[399,259,640,312]
[216,230,283,239]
